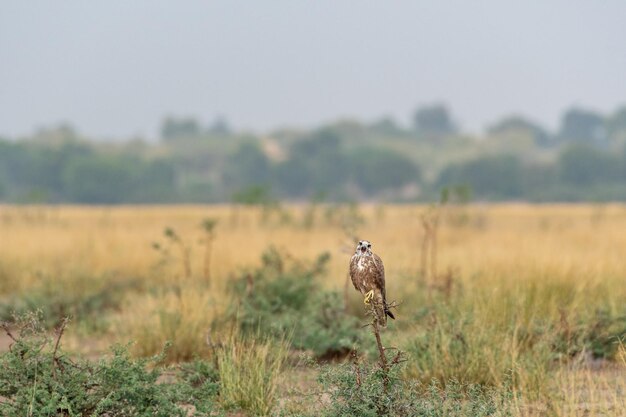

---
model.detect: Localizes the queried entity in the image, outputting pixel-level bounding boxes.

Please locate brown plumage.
[349,240,395,326]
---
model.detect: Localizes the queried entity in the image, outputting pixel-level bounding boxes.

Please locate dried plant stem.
[52,318,68,379]
[372,319,389,379]
[203,236,213,286]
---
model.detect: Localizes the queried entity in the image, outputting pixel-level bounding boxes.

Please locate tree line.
[1,104,626,204]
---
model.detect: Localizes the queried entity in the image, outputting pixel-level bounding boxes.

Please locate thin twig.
[1,322,17,342]
[351,349,362,388]
[51,318,69,378]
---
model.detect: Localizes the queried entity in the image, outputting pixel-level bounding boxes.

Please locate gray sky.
[1,1,625,139]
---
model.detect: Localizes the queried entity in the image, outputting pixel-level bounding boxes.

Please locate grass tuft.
[216,331,289,416]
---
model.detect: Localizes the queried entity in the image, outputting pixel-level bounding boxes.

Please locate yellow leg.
[363,290,374,305]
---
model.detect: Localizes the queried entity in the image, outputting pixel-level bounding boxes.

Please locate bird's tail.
[384,303,396,320]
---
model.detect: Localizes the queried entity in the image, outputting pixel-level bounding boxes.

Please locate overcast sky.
[1,1,625,140]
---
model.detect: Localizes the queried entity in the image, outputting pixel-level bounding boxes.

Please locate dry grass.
[1,203,625,415]
[2,204,626,291]
[214,330,289,416]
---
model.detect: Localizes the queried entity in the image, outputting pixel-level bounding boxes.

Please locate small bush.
[541,307,626,360]
[316,360,517,417]
[231,247,362,358]
[0,313,218,417]
[583,308,626,359]
[175,359,221,415]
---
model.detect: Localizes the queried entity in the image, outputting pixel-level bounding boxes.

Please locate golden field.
[1,203,625,416]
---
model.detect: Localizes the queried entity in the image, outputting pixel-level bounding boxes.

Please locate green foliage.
[585,309,626,359]
[487,115,551,146]
[6,104,626,203]
[316,360,516,417]
[317,359,405,417]
[550,308,626,360]
[607,106,626,139]
[349,148,421,194]
[0,313,218,416]
[558,145,622,185]
[274,129,351,198]
[201,217,218,234]
[558,107,606,144]
[231,247,362,358]
[161,116,202,141]
[63,154,176,203]
[436,155,524,199]
[224,142,271,189]
[413,104,457,136]
[232,184,274,206]
[175,359,221,414]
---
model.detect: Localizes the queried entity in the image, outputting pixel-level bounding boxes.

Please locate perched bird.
[349,240,395,326]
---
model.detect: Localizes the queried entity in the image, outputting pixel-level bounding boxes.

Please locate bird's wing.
[372,253,386,298]
[349,255,360,291]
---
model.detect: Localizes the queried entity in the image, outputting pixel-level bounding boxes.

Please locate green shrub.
[583,308,626,359]
[316,360,516,417]
[231,247,362,358]
[175,359,220,415]
[0,313,218,417]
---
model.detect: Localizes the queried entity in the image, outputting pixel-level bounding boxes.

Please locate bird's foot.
[363,290,374,305]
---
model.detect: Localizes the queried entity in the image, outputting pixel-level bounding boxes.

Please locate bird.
[349,240,395,326]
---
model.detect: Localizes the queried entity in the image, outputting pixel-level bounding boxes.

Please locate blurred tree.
[558,145,622,186]
[370,117,403,136]
[0,141,24,196]
[413,104,456,136]
[0,140,93,202]
[349,148,420,194]
[223,142,270,189]
[436,155,524,199]
[280,129,350,196]
[558,108,607,145]
[607,106,626,141]
[160,116,201,141]
[273,159,312,197]
[135,159,177,202]
[291,128,341,156]
[519,163,558,199]
[61,154,177,203]
[207,116,231,135]
[487,115,551,147]
[179,181,215,203]
[31,123,79,145]
[62,155,138,203]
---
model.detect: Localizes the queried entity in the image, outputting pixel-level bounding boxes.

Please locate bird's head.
[355,240,373,256]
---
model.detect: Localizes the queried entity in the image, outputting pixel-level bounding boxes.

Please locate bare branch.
[52,318,69,378]
[1,322,17,342]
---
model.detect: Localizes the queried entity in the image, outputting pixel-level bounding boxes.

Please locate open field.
[1,203,625,416]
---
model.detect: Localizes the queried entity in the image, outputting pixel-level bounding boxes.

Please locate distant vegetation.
[2,104,626,204]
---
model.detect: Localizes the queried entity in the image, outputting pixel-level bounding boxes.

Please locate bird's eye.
[368,244,371,248]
